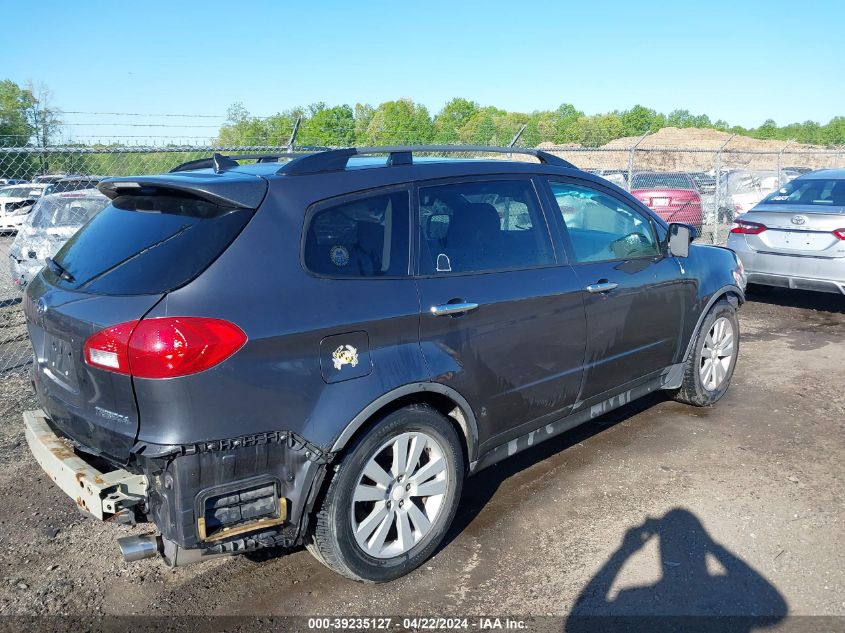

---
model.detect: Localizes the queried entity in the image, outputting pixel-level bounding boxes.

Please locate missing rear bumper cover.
[196,478,288,541]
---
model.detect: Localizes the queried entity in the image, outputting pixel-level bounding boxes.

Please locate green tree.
[458,106,506,144]
[753,119,779,140]
[0,79,36,147]
[551,103,583,143]
[821,116,845,145]
[433,98,479,143]
[27,81,63,147]
[298,103,355,146]
[619,104,661,136]
[362,99,434,145]
[354,103,375,143]
[573,113,624,147]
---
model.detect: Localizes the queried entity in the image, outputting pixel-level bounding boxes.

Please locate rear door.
[24,191,256,462]
[544,178,687,400]
[414,176,586,448]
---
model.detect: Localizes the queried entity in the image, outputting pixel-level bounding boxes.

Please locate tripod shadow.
[566,508,787,632]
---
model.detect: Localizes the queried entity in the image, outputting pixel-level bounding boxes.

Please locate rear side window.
[303,190,410,277]
[418,179,554,275]
[48,194,253,295]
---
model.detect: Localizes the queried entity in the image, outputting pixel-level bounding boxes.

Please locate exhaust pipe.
[117,534,161,562]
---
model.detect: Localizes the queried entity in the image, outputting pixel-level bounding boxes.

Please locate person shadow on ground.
[565,508,788,633]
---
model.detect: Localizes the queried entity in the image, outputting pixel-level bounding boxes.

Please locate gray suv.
[22,146,745,582]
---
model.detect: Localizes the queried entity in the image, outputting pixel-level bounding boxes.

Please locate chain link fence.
[1,142,843,376]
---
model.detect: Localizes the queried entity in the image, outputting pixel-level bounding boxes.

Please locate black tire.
[674,300,739,406]
[306,404,464,582]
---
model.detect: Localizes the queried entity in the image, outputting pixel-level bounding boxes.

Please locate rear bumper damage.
[23,408,329,566]
[23,409,147,520]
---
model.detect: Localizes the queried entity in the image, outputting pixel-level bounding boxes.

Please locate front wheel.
[307,404,464,582]
[674,301,739,406]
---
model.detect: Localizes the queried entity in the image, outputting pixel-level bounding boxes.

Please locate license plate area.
[43,332,79,390]
[651,197,670,207]
[767,230,835,252]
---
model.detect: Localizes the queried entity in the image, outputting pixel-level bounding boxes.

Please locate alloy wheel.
[699,316,735,391]
[350,431,449,559]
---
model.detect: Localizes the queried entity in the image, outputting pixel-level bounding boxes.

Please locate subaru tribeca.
[22,146,744,582]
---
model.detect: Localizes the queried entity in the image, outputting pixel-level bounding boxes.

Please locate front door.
[414,176,587,448]
[545,178,687,400]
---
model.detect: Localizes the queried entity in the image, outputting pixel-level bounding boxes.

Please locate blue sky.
[5,0,844,141]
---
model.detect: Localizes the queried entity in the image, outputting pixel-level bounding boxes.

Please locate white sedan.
[0,184,50,233]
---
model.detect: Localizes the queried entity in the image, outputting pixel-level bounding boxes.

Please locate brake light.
[833,228,845,240]
[84,317,247,378]
[730,220,767,235]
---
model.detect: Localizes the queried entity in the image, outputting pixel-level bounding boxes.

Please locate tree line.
[2,79,844,150]
[219,98,845,148]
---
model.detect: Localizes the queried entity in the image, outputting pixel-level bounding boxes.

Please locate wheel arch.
[682,284,743,362]
[329,382,479,468]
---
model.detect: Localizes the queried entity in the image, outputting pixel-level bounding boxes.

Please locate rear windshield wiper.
[45,257,75,283]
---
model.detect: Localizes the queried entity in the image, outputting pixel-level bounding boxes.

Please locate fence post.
[777,140,793,185]
[287,116,302,151]
[712,134,735,245]
[508,124,527,148]
[626,131,650,191]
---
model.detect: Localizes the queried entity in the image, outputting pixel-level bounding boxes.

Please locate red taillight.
[84,317,247,379]
[83,322,135,374]
[833,228,845,240]
[730,220,767,235]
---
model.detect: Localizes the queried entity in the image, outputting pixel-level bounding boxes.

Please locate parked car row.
[585,168,809,233]
[8,189,110,289]
[0,175,104,236]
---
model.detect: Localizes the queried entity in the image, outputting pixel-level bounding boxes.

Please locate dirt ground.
[0,287,842,625]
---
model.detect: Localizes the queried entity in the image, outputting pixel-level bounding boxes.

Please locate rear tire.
[674,301,739,407]
[306,404,464,582]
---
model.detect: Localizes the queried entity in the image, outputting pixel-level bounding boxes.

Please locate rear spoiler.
[98,172,268,210]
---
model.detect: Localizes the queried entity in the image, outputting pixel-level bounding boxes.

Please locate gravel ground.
[0,286,842,626]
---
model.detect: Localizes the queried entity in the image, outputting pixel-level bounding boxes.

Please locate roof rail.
[169,148,330,174]
[277,145,576,176]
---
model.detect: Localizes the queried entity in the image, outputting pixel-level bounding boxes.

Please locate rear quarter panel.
[132,173,429,453]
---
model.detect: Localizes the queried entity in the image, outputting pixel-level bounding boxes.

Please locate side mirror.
[668,223,694,257]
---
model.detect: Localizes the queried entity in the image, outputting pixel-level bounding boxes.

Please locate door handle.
[585,281,619,294]
[430,302,479,316]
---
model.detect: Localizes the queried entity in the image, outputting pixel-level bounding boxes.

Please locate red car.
[630,172,703,231]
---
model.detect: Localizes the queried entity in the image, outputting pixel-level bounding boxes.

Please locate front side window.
[418,179,554,275]
[550,181,660,263]
[303,190,410,277]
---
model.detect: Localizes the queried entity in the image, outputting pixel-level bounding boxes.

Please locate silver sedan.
[727,169,845,294]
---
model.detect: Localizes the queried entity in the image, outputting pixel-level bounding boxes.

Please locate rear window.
[47,194,253,295]
[631,173,695,190]
[764,179,845,207]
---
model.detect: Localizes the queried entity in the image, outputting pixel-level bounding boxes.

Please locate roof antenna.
[212,152,239,173]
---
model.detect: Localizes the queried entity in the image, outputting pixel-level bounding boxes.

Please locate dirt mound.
[602,127,827,152]
[539,128,841,172]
